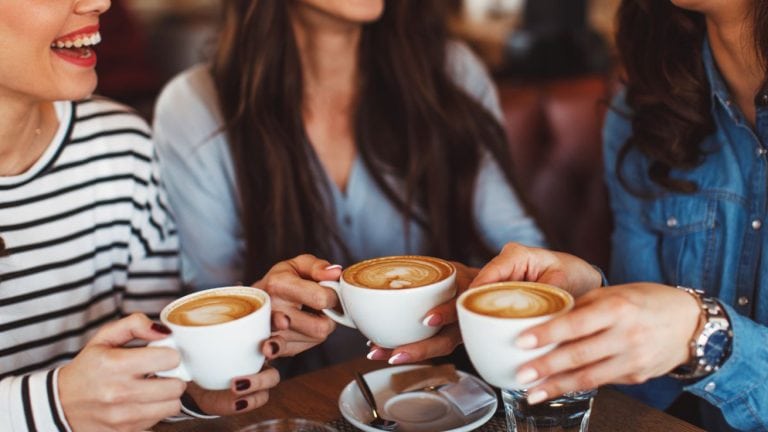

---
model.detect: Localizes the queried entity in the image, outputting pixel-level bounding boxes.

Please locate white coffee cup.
[149,286,271,390]
[457,282,574,389]
[320,256,457,349]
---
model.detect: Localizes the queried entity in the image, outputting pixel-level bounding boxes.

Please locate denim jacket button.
[666,217,678,228]
[757,148,768,157]
[704,382,717,392]
[752,220,762,230]
[738,296,750,306]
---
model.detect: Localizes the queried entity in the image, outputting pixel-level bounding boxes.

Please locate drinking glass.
[237,418,338,432]
[501,388,597,432]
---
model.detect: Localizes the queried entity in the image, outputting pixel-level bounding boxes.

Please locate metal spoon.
[354,372,399,431]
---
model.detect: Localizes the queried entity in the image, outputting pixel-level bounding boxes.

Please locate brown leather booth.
[498,76,613,269]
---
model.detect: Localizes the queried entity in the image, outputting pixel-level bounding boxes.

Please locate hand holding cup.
[256,254,342,357]
[58,313,187,432]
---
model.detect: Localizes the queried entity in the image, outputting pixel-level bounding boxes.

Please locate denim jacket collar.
[702,39,741,120]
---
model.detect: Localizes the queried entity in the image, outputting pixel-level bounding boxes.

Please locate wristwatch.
[668,287,733,380]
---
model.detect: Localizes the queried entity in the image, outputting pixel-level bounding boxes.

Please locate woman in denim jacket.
[466,0,768,430]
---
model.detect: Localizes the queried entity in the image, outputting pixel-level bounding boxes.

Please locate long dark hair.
[616,0,768,193]
[213,0,523,281]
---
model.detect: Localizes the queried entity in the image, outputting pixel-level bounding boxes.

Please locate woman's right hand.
[471,242,603,297]
[255,254,343,357]
[58,313,187,432]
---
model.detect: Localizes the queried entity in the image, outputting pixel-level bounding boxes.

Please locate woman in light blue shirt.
[468,0,768,430]
[154,0,544,376]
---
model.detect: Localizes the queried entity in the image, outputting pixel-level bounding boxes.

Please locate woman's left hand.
[367,262,478,364]
[185,338,282,415]
[514,283,701,404]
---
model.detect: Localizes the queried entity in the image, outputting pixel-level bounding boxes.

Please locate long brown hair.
[616,0,768,193]
[213,0,522,281]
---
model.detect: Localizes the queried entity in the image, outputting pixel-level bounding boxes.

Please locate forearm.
[0,368,71,431]
[684,304,768,431]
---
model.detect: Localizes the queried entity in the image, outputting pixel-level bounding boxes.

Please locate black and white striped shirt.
[0,98,182,431]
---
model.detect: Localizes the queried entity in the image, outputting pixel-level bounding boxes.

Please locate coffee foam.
[464,285,568,318]
[168,294,261,326]
[344,256,453,290]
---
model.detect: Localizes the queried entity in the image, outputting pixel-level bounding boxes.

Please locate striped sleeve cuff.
[0,368,72,432]
[162,392,219,422]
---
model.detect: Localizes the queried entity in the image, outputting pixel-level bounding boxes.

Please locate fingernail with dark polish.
[269,341,280,356]
[235,379,251,391]
[151,323,172,334]
[235,399,248,411]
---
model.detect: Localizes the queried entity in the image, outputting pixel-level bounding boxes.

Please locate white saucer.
[338,365,497,432]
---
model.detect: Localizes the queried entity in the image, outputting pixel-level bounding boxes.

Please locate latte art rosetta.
[168,295,261,326]
[465,286,567,318]
[344,256,453,289]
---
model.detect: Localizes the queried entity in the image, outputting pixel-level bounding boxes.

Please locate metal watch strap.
[668,286,733,380]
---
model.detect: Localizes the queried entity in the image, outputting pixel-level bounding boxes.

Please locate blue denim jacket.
[603,41,768,432]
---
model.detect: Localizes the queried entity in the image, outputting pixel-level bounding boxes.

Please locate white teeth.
[51,32,101,49]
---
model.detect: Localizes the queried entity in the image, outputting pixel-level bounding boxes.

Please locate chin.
[669,0,707,12]
[300,0,385,24]
[344,0,385,23]
[57,78,98,102]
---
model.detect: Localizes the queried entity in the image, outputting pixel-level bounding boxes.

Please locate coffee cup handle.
[147,337,192,382]
[319,281,357,329]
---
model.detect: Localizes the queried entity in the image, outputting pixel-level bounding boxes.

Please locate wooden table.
[153,357,703,431]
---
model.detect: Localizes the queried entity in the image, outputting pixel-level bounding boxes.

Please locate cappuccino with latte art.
[320,255,457,348]
[149,286,271,390]
[343,255,454,289]
[167,294,262,326]
[458,282,573,389]
[463,284,569,318]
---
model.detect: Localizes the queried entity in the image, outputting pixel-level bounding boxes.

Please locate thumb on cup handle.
[147,337,192,382]
[319,280,356,329]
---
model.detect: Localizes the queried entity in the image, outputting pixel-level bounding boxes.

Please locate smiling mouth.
[50,31,102,58]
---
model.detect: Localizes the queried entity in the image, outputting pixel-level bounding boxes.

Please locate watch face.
[703,330,730,366]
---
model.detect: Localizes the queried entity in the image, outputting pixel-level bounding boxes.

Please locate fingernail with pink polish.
[325,264,343,271]
[421,313,443,327]
[516,368,538,385]
[516,334,537,349]
[367,348,386,360]
[527,390,548,405]
[388,353,412,365]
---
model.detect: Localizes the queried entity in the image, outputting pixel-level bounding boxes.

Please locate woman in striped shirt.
[0,1,279,430]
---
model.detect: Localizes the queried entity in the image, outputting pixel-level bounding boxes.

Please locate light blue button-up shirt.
[603,40,768,431]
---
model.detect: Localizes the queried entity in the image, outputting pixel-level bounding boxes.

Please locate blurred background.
[100,0,620,269]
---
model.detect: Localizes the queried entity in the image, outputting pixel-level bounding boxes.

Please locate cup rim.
[160,286,270,330]
[457,281,574,321]
[339,255,456,291]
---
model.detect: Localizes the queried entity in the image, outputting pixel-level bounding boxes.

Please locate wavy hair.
[616,0,768,193]
[212,0,524,281]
